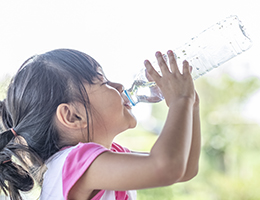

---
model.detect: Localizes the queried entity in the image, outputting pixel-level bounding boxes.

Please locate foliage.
[0,75,11,101]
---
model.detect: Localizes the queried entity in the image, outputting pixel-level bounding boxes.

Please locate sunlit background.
[0,0,260,199]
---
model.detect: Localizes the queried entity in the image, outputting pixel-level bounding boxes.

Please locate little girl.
[0,49,201,200]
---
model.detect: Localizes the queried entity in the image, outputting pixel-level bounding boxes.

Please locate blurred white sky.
[0,0,259,123]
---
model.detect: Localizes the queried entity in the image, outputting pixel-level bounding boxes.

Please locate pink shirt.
[40,142,137,200]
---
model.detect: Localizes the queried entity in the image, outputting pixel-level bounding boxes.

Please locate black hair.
[0,49,102,199]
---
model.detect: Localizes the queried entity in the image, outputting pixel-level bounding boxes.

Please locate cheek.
[91,90,122,116]
[106,89,124,109]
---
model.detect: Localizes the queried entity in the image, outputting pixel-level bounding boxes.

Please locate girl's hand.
[144,50,195,107]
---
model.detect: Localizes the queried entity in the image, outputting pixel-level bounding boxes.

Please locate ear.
[56,103,88,129]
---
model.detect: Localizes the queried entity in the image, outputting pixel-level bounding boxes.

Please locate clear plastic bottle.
[124,15,252,106]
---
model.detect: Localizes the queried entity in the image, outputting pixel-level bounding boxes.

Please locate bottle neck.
[124,90,138,106]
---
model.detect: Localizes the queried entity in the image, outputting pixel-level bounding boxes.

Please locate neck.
[91,132,114,149]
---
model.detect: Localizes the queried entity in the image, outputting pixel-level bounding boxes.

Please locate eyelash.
[101,81,110,85]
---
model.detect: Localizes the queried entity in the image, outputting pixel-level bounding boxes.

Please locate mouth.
[124,101,132,109]
[122,92,132,109]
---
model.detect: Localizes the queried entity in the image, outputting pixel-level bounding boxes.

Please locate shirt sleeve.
[62,142,108,199]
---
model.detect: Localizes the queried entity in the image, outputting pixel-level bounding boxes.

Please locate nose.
[109,81,131,106]
[108,82,125,93]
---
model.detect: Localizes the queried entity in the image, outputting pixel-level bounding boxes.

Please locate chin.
[124,109,137,129]
[129,117,137,129]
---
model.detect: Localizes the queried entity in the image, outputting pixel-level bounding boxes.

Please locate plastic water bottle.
[124,15,252,106]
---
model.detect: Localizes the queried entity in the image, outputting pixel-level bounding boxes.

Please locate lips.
[123,98,132,109]
[124,101,132,109]
[121,92,132,109]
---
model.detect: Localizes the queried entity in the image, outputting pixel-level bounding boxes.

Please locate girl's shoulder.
[63,141,130,157]
[47,141,130,167]
[42,142,110,199]
[63,142,130,177]
[62,142,130,199]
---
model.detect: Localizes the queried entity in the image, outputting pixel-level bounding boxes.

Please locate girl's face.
[85,68,137,139]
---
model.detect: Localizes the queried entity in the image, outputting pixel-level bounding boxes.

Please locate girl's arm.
[178,93,201,182]
[69,51,197,197]
[132,93,201,182]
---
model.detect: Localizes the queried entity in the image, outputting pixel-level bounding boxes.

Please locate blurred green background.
[1,73,260,199]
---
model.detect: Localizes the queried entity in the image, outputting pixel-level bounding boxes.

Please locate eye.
[101,81,110,85]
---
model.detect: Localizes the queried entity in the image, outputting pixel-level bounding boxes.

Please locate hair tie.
[1,159,11,165]
[10,128,17,137]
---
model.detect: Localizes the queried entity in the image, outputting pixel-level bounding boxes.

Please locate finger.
[167,50,179,74]
[145,69,154,82]
[182,60,191,76]
[155,51,170,75]
[144,60,161,83]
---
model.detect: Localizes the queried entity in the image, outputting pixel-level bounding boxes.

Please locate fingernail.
[167,50,173,54]
[144,60,149,65]
[155,51,162,56]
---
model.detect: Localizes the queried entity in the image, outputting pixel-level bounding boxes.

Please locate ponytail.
[0,101,42,199]
[0,129,33,199]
